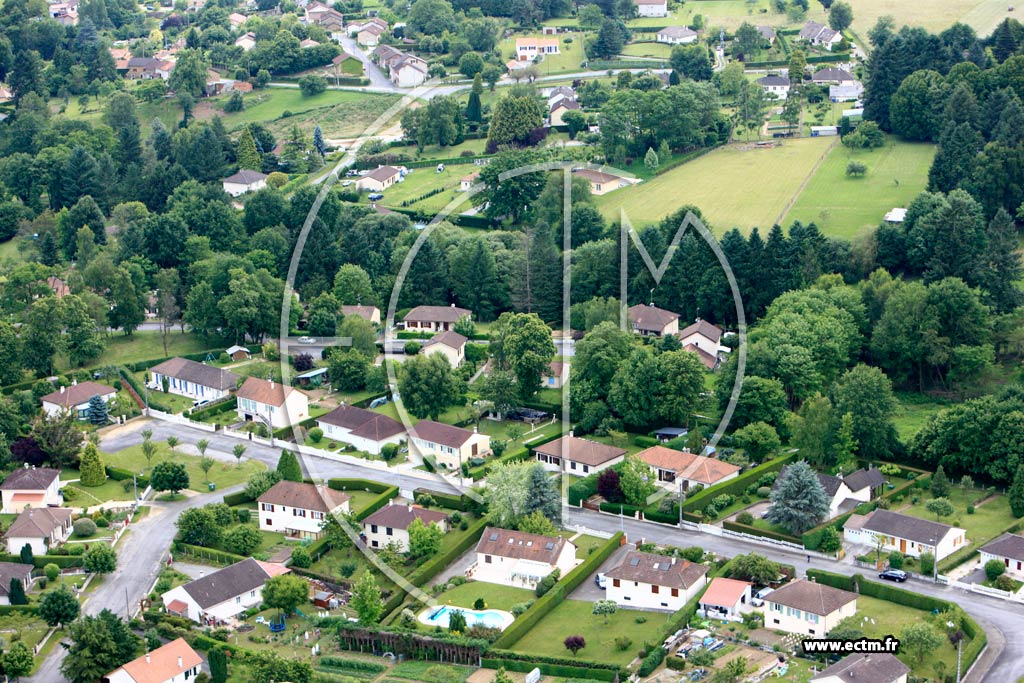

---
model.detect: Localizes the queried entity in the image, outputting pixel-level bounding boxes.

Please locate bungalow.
[842,467,887,501]
[762,579,858,636]
[300,38,321,48]
[811,653,910,683]
[4,507,73,555]
[341,305,381,325]
[573,168,629,195]
[356,165,401,193]
[979,533,1024,581]
[47,275,70,297]
[656,26,698,44]
[422,330,467,367]
[459,171,480,191]
[40,381,116,419]
[634,0,668,18]
[843,509,967,560]
[470,527,576,588]
[316,405,405,455]
[628,303,680,337]
[0,467,63,513]
[549,98,580,126]
[357,22,386,47]
[829,83,863,102]
[605,550,709,611]
[637,446,741,491]
[0,562,33,606]
[756,25,777,44]
[362,499,449,551]
[235,377,309,430]
[234,32,256,50]
[161,558,290,624]
[533,435,626,475]
[225,345,251,361]
[698,577,753,620]
[542,360,566,389]
[812,67,855,85]
[409,420,491,470]
[403,305,471,332]
[799,20,843,50]
[149,358,239,403]
[222,170,268,197]
[757,74,791,99]
[515,37,560,61]
[678,319,730,359]
[258,480,351,540]
[106,638,203,683]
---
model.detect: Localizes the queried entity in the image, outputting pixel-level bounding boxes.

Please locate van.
[751,587,774,607]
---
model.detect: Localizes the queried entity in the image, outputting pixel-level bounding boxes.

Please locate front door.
[899,539,906,553]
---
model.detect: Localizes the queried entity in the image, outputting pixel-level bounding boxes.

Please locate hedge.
[493,532,623,649]
[0,605,40,616]
[722,520,801,544]
[638,646,667,676]
[682,452,797,513]
[223,490,254,506]
[318,656,386,673]
[404,154,495,169]
[106,467,150,488]
[634,435,660,448]
[413,489,469,512]
[407,516,489,587]
[189,396,238,421]
[353,485,400,521]
[173,542,247,566]
[567,469,602,506]
[482,652,624,682]
[327,478,393,494]
[0,554,82,568]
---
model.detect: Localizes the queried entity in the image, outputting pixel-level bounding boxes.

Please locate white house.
[106,638,204,683]
[316,405,405,455]
[0,467,63,513]
[762,579,857,636]
[679,319,730,359]
[533,435,626,475]
[514,37,560,61]
[637,446,741,491]
[811,653,910,683]
[392,55,428,87]
[470,527,576,588]
[698,577,753,621]
[605,550,709,611]
[235,377,309,430]
[0,562,32,605]
[222,170,267,197]
[162,558,290,624]
[341,305,381,325]
[356,165,401,193]
[757,74,791,99]
[4,507,73,555]
[40,381,116,419]
[362,499,449,552]
[656,26,698,44]
[549,98,580,126]
[628,303,680,337]
[149,358,239,403]
[258,480,351,540]
[799,20,843,50]
[573,168,632,195]
[843,509,967,561]
[634,0,668,17]
[811,67,855,85]
[421,330,467,367]
[357,22,386,47]
[542,360,566,389]
[403,305,472,332]
[459,171,480,191]
[234,32,256,51]
[980,533,1024,581]
[409,420,491,470]
[842,467,887,502]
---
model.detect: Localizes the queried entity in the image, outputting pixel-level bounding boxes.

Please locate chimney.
[450,303,455,308]
[388,498,394,506]
[407,502,413,512]
[177,655,183,669]
[568,430,574,438]
[145,654,151,664]
[71,378,77,386]
[59,386,65,394]
[671,556,677,565]
[270,380,275,389]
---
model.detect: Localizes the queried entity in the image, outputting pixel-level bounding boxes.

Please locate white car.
[298,336,317,344]
[751,587,774,607]
[594,573,607,589]
[341,180,353,187]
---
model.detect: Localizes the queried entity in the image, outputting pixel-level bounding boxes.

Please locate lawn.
[620,41,674,59]
[511,598,669,666]
[501,33,586,76]
[561,532,605,558]
[101,442,266,491]
[892,394,951,441]
[896,487,1017,550]
[595,137,834,235]
[430,580,535,611]
[378,165,471,213]
[856,595,967,678]
[0,236,26,266]
[786,136,936,240]
[63,476,138,506]
[65,332,221,372]
[390,661,472,683]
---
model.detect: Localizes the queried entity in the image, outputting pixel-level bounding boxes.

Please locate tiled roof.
[223,170,268,185]
[235,377,299,407]
[6,507,72,538]
[628,304,680,333]
[574,168,622,184]
[365,165,400,182]
[699,577,751,608]
[257,481,350,513]
[767,579,857,616]
[404,305,472,324]
[410,420,475,448]
[605,550,708,589]
[859,509,961,546]
[843,467,886,493]
[981,533,1024,563]
[475,527,570,563]
[679,319,723,343]
[636,446,740,485]
[0,562,32,597]
[423,330,467,350]
[658,26,697,38]
[316,405,405,441]
[362,501,448,530]
[812,67,854,82]
[40,381,116,408]
[150,357,239,391]
[533,436,625,467]
[757,74,791,86]
[180,558,288,609]
[341,305,379,321]
[812,653,910,683]
[111,638,203,683]
[1,467,60,491]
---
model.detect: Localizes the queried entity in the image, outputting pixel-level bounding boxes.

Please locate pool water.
[425,606,509,629]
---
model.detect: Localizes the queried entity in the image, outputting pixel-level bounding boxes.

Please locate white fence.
[720,527,807,552]
[147,409,218,432]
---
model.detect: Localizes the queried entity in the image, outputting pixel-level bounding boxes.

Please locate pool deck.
[417,604,516,631]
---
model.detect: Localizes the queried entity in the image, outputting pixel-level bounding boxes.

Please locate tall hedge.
[682,452,797,513]
[481,652,624,681]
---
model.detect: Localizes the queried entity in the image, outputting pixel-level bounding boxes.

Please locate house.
[4,507,73,554]
[356,165,402,193]
[774,466,855,518]
[222,170,267,197]
[628,303,680,336]
[391,55,428,87]
[829,83,863,102]
[0,562,33,606]
[149,358,239,403]
[842,467,887,502]
[235,377,309,430]
[459,171,480,191]
[656,26,698,44]
[40,381,116,419]
[637,446,741,491]
[843,509,967,560]
[258,480,350,540]
[698,577,753,620]
[799,20,843,50]
[316,405,405,455]
[409,421,491,470]
[757,74,791,99]
[634,0,668,17]
[161,558,290,624]
[403,305,471,332]
[234,32,256,50]
[679,319,730,359]
[533,435,626,475]
[980,533,1024,580]
[47,275,70,298]
[470,527,576,588]
[549,98,580,126]
[422,330,467,367]
[228,12,247,27]
[1,467,63,513]
[357,23,386,46]
[684,342,720,370]
[225,345,251,361]
[883,208,907,223]
[606,550,709,611]
[761,579,857,636]
[106,638,203,683]
[812,67,855,85]
[300,38,321,48]
[542,360,566,389]
[756,25,777,43]
[514,37,560,61]
[811,653,910,683]
[126,57,163,79]
[341,305,381,325]
[362,499,449,551]
[573,168,629,195]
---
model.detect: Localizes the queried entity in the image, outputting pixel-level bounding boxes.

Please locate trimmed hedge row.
[0,554,82,568]
[682,452,797,513]
[189,397,238,421]
[0,605,39,616]
[634,435,660,448]
[413,488,468,511]
[407,516,488,587]
[327,478,393,494]
[223,490,253,506]
[106,467,150,488]
[173,542,247,566]
[481,652,624,682]
[404,154,495,169]
[353,486,400,522]
[723,520,801,544]
[493,531,623,649]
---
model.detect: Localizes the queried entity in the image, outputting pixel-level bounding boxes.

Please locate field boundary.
[774,136,839,227]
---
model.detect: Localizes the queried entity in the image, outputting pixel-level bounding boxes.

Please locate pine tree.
[930,464,951,497]
[276,450,302,482]
[765,461,830,534]
[644,147,659,169]
[19,544,32,566]
[993,96,1024,147]
[236,127,261,170]
[209,648,228,683]
[982,208,1024,312]
[927,122,982,193]
[79,442,106,486]
[1010,465,1024,517]
[467,74,483,123]
[833,412,857,473]
[85,395,109,426]
[8,578,27,606]
[523,463,561,525]
[312,125,326,160]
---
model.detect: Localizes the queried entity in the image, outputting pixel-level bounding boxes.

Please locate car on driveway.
[298,336,317,344]
[879,569,908,582]
[368,192,384,201]
[507,407,548,423]
[594,573,606,589]
[751,587,774,607]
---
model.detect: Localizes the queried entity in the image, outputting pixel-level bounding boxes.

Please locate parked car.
[879,569,908,582]
[594,573,606,589]
[507,407,548,422]
[192,399,211,409]
[298,336,317,344]
[368,192,384,201]
[368,396,389,409]
[688,668,707,681]
[751,587,774,607]
[341,180,353,187]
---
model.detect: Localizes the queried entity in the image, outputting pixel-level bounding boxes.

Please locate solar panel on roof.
[660,563,670,571]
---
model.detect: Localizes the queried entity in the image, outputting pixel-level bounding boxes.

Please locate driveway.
[567,544,629,602]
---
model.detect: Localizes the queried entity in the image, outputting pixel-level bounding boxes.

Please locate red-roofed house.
[362,499,449,551]
[422,330,467,367]
[409,420,490,470]
[637,446,741,491]
[40,381,116,419]
[106,638,203,683]
[698,577,753,620]
[258,481,351,540]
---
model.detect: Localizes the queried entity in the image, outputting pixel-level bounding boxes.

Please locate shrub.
[535,568,560,597]
[291,546,311,568]
[888,551,904,570]
[712,494,734,509]
[474,598,486,610]
[967,504,975,514]
[381,443,400,461]
[995,574,1016,591]
[338,561,357,578]
[73,518,97,537]
[985,559,1006,582]
[236,508,250,523]
[666,655,686,671]
[737,512,754,525]
[634,615,646,624]
[459,519,469,530]
[638,647,666,676]
[308,427,324,443]
[681,547,704,563]
[756,486,771,498]
[95,517,109,528]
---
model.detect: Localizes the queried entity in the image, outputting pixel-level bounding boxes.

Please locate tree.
[44,563,60,582]
[818,526,843,554]
[19,544,32,566]
[233,443,246,466]
[224,525,262,555]
[732,422,781,461]
[592,600,617,624]
[83,544,117,574]
[276,450,302,482]
[564,635,586,656]
[828,1,853,30]
[517,509,558,535]
[209,648,228,683]
[730,554,781,584]
[2,641,33,680]
[597,469,623,503]
[262,573,308,617]
[931,465,951,497]
[447,609,468,633]
[408,518,443,559]
[900,622,944,664]
[151,461,189,495]
[487,93,544,148]
[351,572,383,625]
[619,455,656,506]
[982,208,1024,313]
[168,48,209,98]
[40,586,80,627]
[523,463,561,524]
[458,52,484,78]
[926,497,954,521]
[486,462,532,527]
[166,436,179,453]
[788,49,807,83]
[31,411,84,469]
[733,22,762,59]
[1010,465,1024,517]
[79,442,106,486]
[298,74,327,96]
[176,506,222,547]
[644,147,660,170]
[8,577,27,606]
[889,69,945,142]
[590,18,628,59]
[670,43,713,81]
[236,127,261,170]
[985,558,1006,581]
[766,461,830,534]
[832,365,896,458]
[313,125,326,160]
[490,313,556,400]
[846,161,867,176]
[398,353,462,421]
[64,295,105,367]
[245,471,282,500]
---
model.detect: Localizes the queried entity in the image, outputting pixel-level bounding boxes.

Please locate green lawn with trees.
[102,442,265,491]
[430,581,535,612]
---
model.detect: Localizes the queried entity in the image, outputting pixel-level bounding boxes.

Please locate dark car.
[878,569,908,582]
[368,192,384,201]
[507,407,549,423]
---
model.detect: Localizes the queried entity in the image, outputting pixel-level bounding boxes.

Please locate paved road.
[338,37,399,92]
[565,508,1021,683]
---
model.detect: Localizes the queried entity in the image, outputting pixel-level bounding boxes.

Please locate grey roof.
[127,57,161,69]
[812,67,854,82]
[423,330,467,350]
[257,481,350,512]
[181,558,282,609]
[767,579,857,616]
[316,405,405,441]
[365,165,400,182]
[1,467,60,491]
[859,509,960,546]
[799,20,839,43]
[6,507,72,538]
[223,170,267,185]
[812,653,910,683]
[605,550,708,589]
[362,501,448,530]
[0,562,32,597]
[628,304,680,333]
[843,467,886,493]
[404,305,471,324]
[756,25,776,41]
[658,26,697,39]
[410,420,475,448]
[533,436,626,467]
[981,533,1024,563]
[150,357,239,391]
[757,74,791,87]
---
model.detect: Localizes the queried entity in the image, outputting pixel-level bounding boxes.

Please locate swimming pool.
[418,605,515,631]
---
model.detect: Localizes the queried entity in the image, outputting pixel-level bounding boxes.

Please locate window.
[583,465,590,474]
[651,585,659,594]
[386,527,393,536]
[313,511,324,520]
[293,509,306,517]
[371,525,378,533]
[613,578,620,588]
[236,596,241,603]
[261,503,274,512]
[265,518,272,526]
[485,555,492,564]
[807,613,819,623]
[250,590,256,597]
[671,588,679,597]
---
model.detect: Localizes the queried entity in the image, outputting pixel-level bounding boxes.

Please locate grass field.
[620,42,674,59]
[502,33,586,76]
[892,394,950,441]
[856,595,966,678]
[786,137,936,240]
[431,580,535,611]
[71,332,223,371]
[378,165,471,212]
[898,488,1016,549]
[102,441,266,491]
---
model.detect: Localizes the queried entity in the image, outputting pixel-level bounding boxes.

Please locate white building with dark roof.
[257,480,351,540]
[811,653,910,683]
[533,435,626,475]
[316,405,405,455]
[149,358,239,403]
[470,527,576,588]
[656,26,698,44]
[844,509,967,560]
[222,170,267,196]
[980,533,1024,580]
[762,579,857,636]
[4,507,73,554]
[421,330,467,367]
[757,74,791,98]
[40,381,116,419]
[356,165,402,193]
[606,550,709,611]
[235,377,309,429]
[161,558,290,624]
[106,638,204,683]
[409,420,490,470]
[362,499,449,551]
[403,305,471,332]
[628,303,680,336]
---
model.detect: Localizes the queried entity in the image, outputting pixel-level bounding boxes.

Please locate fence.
[147,409,220,432]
